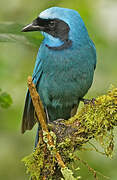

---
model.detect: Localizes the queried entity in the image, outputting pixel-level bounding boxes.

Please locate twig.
[74,156,110,180]
[27,76,65,169]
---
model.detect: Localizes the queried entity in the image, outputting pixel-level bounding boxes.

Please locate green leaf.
[0,89,13,108]
[0,22,43,47]
[61,167,81,180]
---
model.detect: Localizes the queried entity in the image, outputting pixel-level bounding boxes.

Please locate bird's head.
[22,7,87,50]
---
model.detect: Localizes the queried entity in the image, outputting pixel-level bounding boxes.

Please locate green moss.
[22,131,58,179]
[22,143,45,179]
[22,86,117,179]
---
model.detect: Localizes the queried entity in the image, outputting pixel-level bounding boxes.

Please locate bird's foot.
[45,109,65,125]
[48,119,65,131]
[48,118,65,127]
[80,98,96,105]
[52,118,65,125]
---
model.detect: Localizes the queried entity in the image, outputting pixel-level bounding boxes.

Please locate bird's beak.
[21,22,44,32]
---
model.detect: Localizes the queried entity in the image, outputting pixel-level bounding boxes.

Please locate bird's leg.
[45,108,50,124]
[52,119,66,126]
[44,108,65,131]
[48,119,66,135]
[45,108,65,126]
[80,98,96,105]
[45,107,65,124]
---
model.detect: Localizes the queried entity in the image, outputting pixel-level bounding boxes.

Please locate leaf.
[0,89,13,108]
[0,22,43,47]
[61,167,81,180]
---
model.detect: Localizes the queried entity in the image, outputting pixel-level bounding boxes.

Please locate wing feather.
[21,52,43,133]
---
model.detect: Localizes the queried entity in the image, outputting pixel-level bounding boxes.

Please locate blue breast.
[36,37,96,120]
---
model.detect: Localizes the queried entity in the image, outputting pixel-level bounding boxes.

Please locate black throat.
[34,17,72,50]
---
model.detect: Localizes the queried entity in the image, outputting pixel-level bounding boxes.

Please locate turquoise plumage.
[21,7,97,144]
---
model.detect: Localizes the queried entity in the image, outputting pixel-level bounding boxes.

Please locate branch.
[27,77,67,177]
[22,79,117,180]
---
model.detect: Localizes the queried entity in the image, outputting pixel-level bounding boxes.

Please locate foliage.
[22,143,45,179]
[0,22,43,47]
[22,86,117,179]
[0,89,12,109]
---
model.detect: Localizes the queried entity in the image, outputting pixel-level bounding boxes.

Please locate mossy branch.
[27,77,68,178]
[22,78,117,180]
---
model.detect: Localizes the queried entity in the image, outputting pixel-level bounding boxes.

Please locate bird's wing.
[21,52,43,133]
[89,39,97,70]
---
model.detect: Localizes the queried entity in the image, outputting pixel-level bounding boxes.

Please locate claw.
[52,119,65,126]
[80,98,96,105]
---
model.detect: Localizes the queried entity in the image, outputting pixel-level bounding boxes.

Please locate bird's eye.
[49,21,55,28]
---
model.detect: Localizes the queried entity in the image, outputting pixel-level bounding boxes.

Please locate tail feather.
[21,90,36,133]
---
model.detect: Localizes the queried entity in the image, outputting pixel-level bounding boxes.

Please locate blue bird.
[21,7,96,146]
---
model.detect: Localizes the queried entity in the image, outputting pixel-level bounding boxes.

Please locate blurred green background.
[0,0,117,179]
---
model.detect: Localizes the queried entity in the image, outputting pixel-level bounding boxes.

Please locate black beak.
[21,22,44,32]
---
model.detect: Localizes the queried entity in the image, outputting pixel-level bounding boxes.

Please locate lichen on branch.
[22,78,117,180]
